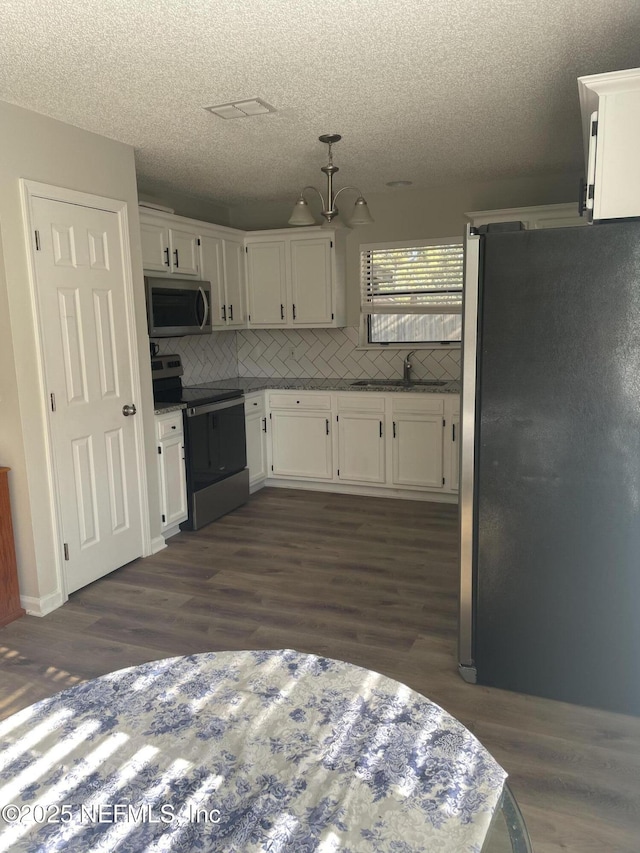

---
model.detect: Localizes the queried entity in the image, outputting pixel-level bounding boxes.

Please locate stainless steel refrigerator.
[458,219,640,716]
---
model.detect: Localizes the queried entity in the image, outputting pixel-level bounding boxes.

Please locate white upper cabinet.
[200,229,246,328]
[139,213,200,276]
[578,67,640,221]
[290,236,333,324]
[466,203,586,230]
[222,238,247,327]
[170,228,200,276]
[139,215,347,331]
[246,241,288,326]
[245,227,346,329]
[140,219,172,272]
[140,210,249,329]
[198,232,225,328]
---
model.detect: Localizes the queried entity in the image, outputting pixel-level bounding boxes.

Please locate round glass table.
[483,782,532,852]
[0,650,531,852]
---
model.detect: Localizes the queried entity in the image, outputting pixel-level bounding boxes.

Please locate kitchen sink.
[350,379,448,388]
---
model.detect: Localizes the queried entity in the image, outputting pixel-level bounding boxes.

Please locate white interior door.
[32,196,144,593]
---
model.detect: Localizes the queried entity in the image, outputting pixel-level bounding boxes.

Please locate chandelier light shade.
[288,134,373,227]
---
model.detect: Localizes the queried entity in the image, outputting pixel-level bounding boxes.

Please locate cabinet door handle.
[379,420,383,438]
[292,304,296,320]
[222,305,226,321]
[280,303,285,320]
[393,421,396,438]
[452,423,456,442]
[173,248,179,268]
[229,304,233,321]
[262,417,267,433]
[326,419,329,435]
[164,247,170,266]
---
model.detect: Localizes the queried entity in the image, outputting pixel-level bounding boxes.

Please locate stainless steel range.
[151,355,249,530]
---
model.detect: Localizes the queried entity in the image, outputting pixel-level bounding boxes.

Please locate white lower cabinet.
[268,393,333,479]
[271,410,333,479]
[155,410,188,536]
[391,414,444,489]
[336,394,386,484]
[262,390,459,498]
[244,392,269,489]
[337,412,386,483]
[390,396,445,490]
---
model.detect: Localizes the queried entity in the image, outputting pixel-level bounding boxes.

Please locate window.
[360,238,464,347]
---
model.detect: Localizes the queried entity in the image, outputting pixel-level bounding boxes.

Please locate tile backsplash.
[236,327,460,381]
[154,327,461,384]
[155,331,238,385]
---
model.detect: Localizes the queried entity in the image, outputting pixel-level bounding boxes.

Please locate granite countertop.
[187,377,461,394]
[153,402,187,415]
[154,378,460,413]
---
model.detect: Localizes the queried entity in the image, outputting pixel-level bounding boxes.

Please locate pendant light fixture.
[288,134,374,227]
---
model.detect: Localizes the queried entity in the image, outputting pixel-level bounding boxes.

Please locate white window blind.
[360,239,464,314]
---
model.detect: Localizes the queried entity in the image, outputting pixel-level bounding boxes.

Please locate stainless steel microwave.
[145,277,212,337]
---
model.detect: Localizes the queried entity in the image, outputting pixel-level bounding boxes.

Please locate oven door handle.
[197,286,210,330]
[186,397,244,417]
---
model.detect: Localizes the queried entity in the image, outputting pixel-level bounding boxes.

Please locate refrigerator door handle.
[459,225,481,677]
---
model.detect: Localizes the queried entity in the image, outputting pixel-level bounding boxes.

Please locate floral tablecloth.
[0,649,506,852]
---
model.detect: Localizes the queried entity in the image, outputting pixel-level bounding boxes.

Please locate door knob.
[122,404,137,417]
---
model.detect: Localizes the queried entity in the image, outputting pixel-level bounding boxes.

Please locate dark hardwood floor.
[1,488,639,851]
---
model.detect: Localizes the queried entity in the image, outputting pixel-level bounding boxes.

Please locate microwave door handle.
[198,286,209,330]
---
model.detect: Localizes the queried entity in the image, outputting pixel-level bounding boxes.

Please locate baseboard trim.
[150,536,167,554]
[21,589,66,617]
[263,478,458,504]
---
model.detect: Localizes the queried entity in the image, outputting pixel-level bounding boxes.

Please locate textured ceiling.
[2,0,640,211]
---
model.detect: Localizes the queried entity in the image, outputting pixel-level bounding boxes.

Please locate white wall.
[0,100,161,612]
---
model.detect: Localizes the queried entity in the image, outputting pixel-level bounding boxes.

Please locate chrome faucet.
[403,350,416,383]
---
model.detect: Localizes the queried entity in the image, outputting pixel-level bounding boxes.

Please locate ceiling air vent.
[204,99,276,119]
